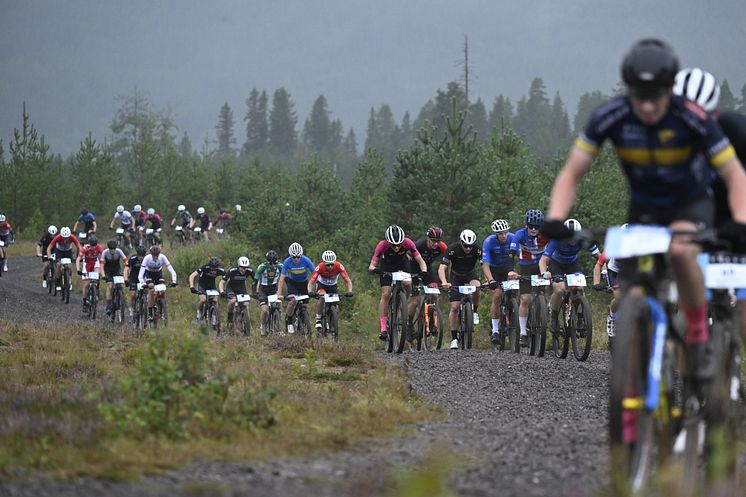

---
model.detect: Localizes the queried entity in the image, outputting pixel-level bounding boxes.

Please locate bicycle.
[113,227,128,249]
[454,283,489,350]
[192,226,204,243]
[311,292,351,341]
[411,284,445,351]
[42,255,55,293]
[56,255,74,304]
[148,282,174,328]
[0,240,5,278]
[549,273,593,361]
[133,283,149,330]
[224,292,251,336]
[201,289,221,334]
[83,271,100,318]
[109,275,126,324]
[371,269,411,354]
[285,294,312,338]
[170,225,189,249]
[493,279,520,352]
[264,294,283,335]
[516,275,550,356]
[143,227,160,247]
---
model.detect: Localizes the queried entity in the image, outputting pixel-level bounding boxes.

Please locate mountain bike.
[83,271,100,319]
[454,283,489,350]
[143,228,161,247]
[133,283,148,330]
[170,225,189,249]
[109,275,126,324]
[201,289,221,334]
[287,294,312,338]
[550,273,593,361]
[148,282,174,328]
[57,255,74,304]
[264,294,283,335]
[517,275,549,356]
[412,284,445,351]
[372,269,411,353]
[311,292,352,341]
[493,279,520,352]
[225,293,251,336]
[44,255,55,294]
[192,226,204,243]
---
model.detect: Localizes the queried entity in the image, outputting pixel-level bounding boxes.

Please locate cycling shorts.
[258,284,278,305]
[519,263,540,295]
[285,278,309,296]
[488,265,512,284]
[448,271,479,302]
[143,270,164,284]
[628,192,714,228]
[315,282,338,295]
[548,260,581,278]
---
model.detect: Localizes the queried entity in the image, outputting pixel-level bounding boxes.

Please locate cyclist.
[482,219,520,343]
[189,256,226,324]
[75,235,103,311]
[36,225,58,287]
[254,250,284,336]
[124,245,147,323]
[592,225,626,343]
[277,242,315,334]
[190,207,212,241]
[309,250,353,331]
[216,208,232,236]
[109,205,134,249]
[219,256,255,330]
[542,39,746,379]
[0,214,15,272]
[170,204,193,241]
[510,209,550,347]
[46,227,82,291]
[368,225,427,341]
[72,208,97,237]
[131,204,146,246]
[137,245,177,321]
[100,240,128,315]
[538,218,600,334]
[407,227,448,325]
[144,207,163,245]
[439,229,483,350]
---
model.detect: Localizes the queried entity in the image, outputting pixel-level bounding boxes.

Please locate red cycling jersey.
[77,244,104,272]
[48,234,82,253]
[310,261,351,286]
[0,221,13,236]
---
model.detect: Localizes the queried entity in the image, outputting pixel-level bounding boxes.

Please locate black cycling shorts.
[628,192,714,229]
[285,278,308,296]
[518,263,540,295]
[258,284,278,305]
[448,271,479,302]
[548,259,581,278]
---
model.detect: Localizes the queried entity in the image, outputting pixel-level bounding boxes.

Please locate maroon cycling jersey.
[371,238,420,270]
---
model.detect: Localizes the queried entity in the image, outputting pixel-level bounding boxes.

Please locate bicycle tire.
[413,297,425,351]
[46,264,54,294]
[459,302,473,350]
[270,307,282,335]
[240,304,251,336]
[530,294,548,357]
[395,291,408,353]
[62,268,70,304]
[297,305,311,338]
[571,295,593,361]
[553,298,570,359]
[209,303,220,334]
[90,283,98,319]
[114,286,124,324]
[505,297,519,353]
[327,305,339,341]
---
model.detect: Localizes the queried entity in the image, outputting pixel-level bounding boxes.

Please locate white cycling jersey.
[138,253,177,283]
[114,211,133,225]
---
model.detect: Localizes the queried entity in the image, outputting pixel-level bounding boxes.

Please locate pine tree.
[489,95,514,135]
[302,95,332,155]
[243,88,268,157]
[719,80,737,112]
[215,102,236,158]
[70,133,118,217]
[467,98,489,141]
[268,87,298,158]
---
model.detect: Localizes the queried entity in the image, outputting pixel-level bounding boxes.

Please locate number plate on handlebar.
[146,228,154,235]
[116,228,124,234]
[501,280,519,291]
[193,227,202,232]
[113,275,125,284]
[216,228,224,234]
[205,289,220,296]
[530,275,550,286]
[566,273,587,287]
[86,272,100,280]
[154,284,167,292]
[458,285,476,294]
[423,287,441,295]
[698,253,746,289]
[604,225,671,258]
[391,271,411,282]
[175,226,183,231]
[236,293,250,302]
[0,241,4,247]
[60,258,72,265]
[294,294,309,301]
[78,232,87,239]
[323,294,340,303]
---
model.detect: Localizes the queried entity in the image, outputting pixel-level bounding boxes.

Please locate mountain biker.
[100,240,128,315]
[407,226,448,325]
[124,245,147,323]
[137,245,177,320]
[75,235,104,311]
[189,256,226,324]
[368,225,427,341]
[542,39,746,379]
[219,256,255,330]
[482,219,520,343]
[46,227,82,291]
[439,229,483,350]
[72,209,97,237]
[510,209,550,347]
[0,214,15,272]
[277,242,315,334]
[131,204,147,229]
[309,250,353,331]
[216,208,231,236]
[36,225,58,287]
[190,207,212,241]
[254,250,284,336]
[593,224,627,343]
[109,205,134,249]
[144,207,163,245]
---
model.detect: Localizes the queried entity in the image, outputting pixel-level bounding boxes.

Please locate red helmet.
[150,245,161,256]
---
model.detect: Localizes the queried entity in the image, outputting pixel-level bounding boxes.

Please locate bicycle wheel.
[504,297,519,353]
[571,295,593,361]
[209,303,220,334]
[327,305,339,341]
[553,298,570,359]
[394,291,408,353]
[298,306,311,338]
[459,302,473,350]
[89,284,98,319]
[270,307,282,335]
[62,268,70,304]
[531,294,548,357]
[240,305,251,336]
[413,298,425,351]
[46,265,54,294]
[113,287,124,324]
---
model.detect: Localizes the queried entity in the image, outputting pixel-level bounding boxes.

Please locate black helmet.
[88,236,98,246]
[208,256,220,267]
[81,208,89,215]
[107,240,117,250]
[265,250,279,263]
[136,245,147,256]
[621,38,679,89]
[426,226,444,241]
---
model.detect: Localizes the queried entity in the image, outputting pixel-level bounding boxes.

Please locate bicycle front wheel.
[394,291,408,353]
[553,299,570,359]
[327,305,339,341]
[62,268,71,304]
[460,302,473,350]
[530,294,547,357]
[571,295,593,361]
[240,305,251,336]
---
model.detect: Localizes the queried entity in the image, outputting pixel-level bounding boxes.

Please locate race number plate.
[391,271,411,282]
[216,228,224,234]
[604,225,671,258]
[87,272,99,280]
[566,273,587,287]
[205,289,220,296]
[267,294,279,303]
[424,287,441,295]
[146,228,154,235]
[193,227,202,232]
[458,285,476,294]
[154,284,167,292]
[113,275,125,284]
[116,228,124,234]
[531,275,550,286]
[175,226,183,231]
[60,258,72,265]
[236,293,251,302]
[323,294,340,303]
[294,294,309,301]
[698,253,746,289]
[501,280,520,291]
[78,232,87,239]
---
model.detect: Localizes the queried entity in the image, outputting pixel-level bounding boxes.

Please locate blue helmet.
[525,209,544,225]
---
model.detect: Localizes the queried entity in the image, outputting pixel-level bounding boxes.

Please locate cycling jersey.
[138,254,177,283]
[510,228,549,265]
[173,210,192,227]
[0,221,14,237]
[217,213,231,223]
[222,266,255,294]
[577,94,736,207]
[281,255,315,282]
[48,234,81,253]
[543,239,599,265]
[131,210,147,227]
[414,238,447,267]
[442,242,482,276]
[38,233,54,254]
[195,264,226,291]
[310,261,351,286]
[78,244,103,272]
[113,211,133,227]
[712,111,746,226]
[254,262,283,286]
[146,213,163,230]
[194,213,210,229]
[371,238,420,271]
[126,255,144,287]
[481,233,515,268]
[77,213,96,232]
[101,248,127,276]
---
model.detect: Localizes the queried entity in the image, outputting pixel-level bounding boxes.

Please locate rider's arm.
[547,146,594,220]
[277,274,286,297]
[75,252,82,272]
[92,220,97,233]
[188,270,198,289]
[481,262,494,282]
[438,262,449,287]
[339,264,353,292]
[35,241,42,257]
[592,261,603,286]
[308,267,319,293]
[538,254,550,275]
[73,220,79,232]
[218,278,226,293]
[718,158,746,223]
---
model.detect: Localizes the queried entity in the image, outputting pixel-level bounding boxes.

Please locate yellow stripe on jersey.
[710,145,736,168]
[615,146,692,166]
[574,136,598,155]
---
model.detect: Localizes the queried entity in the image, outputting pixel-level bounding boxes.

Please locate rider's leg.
[227,298,236,325]
[378,286,392,333]
[448,300,460,341]
[490,288,502,334]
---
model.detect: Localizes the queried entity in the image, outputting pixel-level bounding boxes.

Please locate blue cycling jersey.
[543,239,600,265]
[481,233,514,268]
[281,255,315,282]
[510,228,549,265]
[77,213,96,222]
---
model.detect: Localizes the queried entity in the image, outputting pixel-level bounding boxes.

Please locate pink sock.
[682,302,709,344]
[380,316,387,332]
[622,408,637,444]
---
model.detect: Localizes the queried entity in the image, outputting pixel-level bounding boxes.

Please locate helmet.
[459,229,477,246]
[237,256,250,268]
[426,226,444,241]
[116,205,124,213]
[88,236,98,245]
[147,208,155,215]
[60,227,71,238]
[491,219,510,233]
[621,38,679,89]
[48,225,58,236]
[288,242,303,257]
[150,245,161,256]
[219,208,226,214]
[107,240,117,250]
[197,207,205,215]
[673,67,720,113]
[208,256,221,267]
[564,218,582,232]
[0,214,5,223]
[621,223,629,230]
[81,209,89,215]
[136,245,147,256]
[322,250,337,264]
[133,204,142,212]
[384,225,405,245]
[235,204,242,212]
[177,204,186,212]
[525,209,544,226]
[266,250,279,263]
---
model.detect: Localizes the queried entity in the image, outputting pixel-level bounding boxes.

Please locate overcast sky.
[2,0,745,156]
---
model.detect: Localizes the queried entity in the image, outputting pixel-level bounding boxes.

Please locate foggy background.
[2,0,745,156]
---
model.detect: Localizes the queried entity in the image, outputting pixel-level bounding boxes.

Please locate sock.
[380,316,387,332]
[316,314,322,320]
[451,330,458,340]
[682,302,709,344]
[491,318,499,333]
[227,311,234,322]
[519,316,528,336]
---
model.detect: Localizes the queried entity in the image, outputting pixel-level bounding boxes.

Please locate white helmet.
[288,242,303,257]
[459,229,477,245]
[674,67,720,113]
[48,225,58,236]
[133,204,142,212]
[621,223,629,230]
[116,205,124,213]
[197,207,205,215]
[0,214,6,223]
[237,256,250,268]
[564,218,582,232]
[235,204,242,212]
[147,208,155,215]
[177,204,185,212]
[60,227,71,238]
[491,219,510,233]
[384,225,405,245]
[322,250,337,264]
